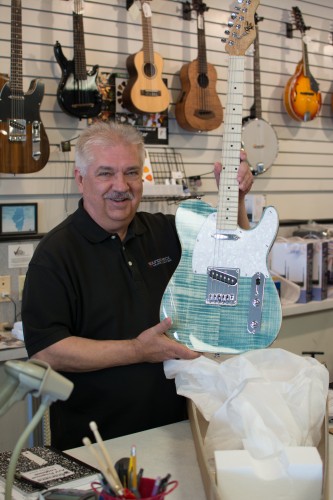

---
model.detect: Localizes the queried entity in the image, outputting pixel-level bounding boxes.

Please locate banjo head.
[242,118,279,175]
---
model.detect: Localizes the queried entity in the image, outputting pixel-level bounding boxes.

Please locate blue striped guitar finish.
[160,0,282,353]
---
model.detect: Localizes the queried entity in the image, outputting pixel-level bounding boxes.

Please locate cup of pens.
[84,421,178,500]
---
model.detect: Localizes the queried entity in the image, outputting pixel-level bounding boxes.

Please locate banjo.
[242,13,278,175]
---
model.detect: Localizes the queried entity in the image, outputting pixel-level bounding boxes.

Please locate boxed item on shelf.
[269,238,313,303]
[309,239,328,301]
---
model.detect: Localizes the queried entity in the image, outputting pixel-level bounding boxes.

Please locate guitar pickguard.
[160,199,282,353]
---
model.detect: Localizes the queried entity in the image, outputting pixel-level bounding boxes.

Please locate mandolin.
[54,0,102,119]
[160,0,281,354]
[242,13,278,175]
[175,0,223,132]
[122,0,170,114]
[0,0,50,174]
[283,7,321,122]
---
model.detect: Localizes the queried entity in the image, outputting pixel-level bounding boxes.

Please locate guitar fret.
[142,9,154,66]
[73,4,88,81]
[10,0,24,96]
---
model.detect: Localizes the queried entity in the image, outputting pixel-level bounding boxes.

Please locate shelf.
[282,297,333,318]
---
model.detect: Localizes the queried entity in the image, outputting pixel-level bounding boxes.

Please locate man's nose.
[112,172,128,189]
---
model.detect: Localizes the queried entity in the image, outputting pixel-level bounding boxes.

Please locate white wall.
[0,0,332,233]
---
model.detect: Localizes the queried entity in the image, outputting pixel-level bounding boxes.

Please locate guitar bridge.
[141,90,161,97]
[32,121,42,159]
[247,272,265,334]
[8,119,26,142]
[206,267,239,305]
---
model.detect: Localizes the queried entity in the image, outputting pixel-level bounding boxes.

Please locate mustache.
[104,191,134,202]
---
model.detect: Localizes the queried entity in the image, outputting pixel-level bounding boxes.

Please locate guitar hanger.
[182,0,209,21]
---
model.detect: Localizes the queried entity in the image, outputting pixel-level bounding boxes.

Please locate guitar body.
[242,118,278,175]
[284,60,322,122]
[175,59,223,132]
[122,50,170,113]
[160,199,281,353]
[0,77,50,174]
[54,41,102,119]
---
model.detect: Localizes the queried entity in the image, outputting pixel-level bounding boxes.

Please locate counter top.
[0,331,27,363]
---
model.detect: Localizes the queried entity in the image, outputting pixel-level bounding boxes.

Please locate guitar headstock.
[224,0,260,56]
[292,6,310,36]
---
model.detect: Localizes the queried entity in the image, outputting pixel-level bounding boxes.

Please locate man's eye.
[127,171,140,178]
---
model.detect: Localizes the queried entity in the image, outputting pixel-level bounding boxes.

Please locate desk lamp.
[0,359,74,500]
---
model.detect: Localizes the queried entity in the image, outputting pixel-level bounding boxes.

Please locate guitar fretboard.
[10,0,23,95]
[217,56,245,231]
[73,0,87,80]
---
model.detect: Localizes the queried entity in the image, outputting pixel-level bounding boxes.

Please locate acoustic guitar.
[242,13,278,175]
[175,0,223,132]
[160,0,282,354]
[283,7,321,122]
[122,0,170,114]
[54,0,102,119]
[0,0,50,174]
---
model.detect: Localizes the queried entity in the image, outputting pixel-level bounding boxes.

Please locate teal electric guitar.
[160,0,282,354]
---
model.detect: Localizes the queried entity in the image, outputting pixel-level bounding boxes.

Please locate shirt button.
[111,235,116,239]
[128,261,133,266]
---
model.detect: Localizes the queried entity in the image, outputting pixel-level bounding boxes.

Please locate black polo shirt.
[22,199,186,450]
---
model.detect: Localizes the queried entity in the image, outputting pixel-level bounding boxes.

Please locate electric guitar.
[283,7,321,122]
[122,0,170,114]
[175,0,223,132]
[160,0,282,354]
[54,0,102,119]
[242,13,278,175]
[0,0,50,174]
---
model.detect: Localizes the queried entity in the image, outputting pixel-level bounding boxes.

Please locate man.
[22,121,253,450]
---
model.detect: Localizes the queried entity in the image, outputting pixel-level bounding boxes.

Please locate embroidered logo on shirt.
[148,256,172,267]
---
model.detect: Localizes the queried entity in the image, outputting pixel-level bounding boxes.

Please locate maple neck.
[10,0,24,95]
[252,26,262,118]
[73,0,87,80]
[302,38,310,77]
[141,4,154,65]
[197,13,207,74]
[217,56,245,231]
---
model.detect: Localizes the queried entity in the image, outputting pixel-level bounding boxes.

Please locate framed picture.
[0,203,38,236]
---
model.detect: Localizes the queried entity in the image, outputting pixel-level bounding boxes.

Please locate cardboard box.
[187,399,328,500]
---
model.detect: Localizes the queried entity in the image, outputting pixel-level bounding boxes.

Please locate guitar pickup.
[9,119,26,142]
[206,267,239,306]
[247,272,265,334]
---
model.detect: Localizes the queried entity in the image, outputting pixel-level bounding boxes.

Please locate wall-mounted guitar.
[0,0,50,174]
[283,6,321,122]
[54,0,102,119]
[122,0,170,113]
[242,13,278,175]
[175,0,223,132]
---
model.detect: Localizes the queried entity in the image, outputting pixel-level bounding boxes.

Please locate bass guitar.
[122,0,170,114]
[160,0,281,354]
[242,13,278,175]
[54,0,102,119]
[283,7,321,122]
[175,0,223,132]
[0,0,50,174]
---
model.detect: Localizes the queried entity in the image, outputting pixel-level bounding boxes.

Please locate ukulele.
[242,13,278,175]
[175,0,223,132]
[160,0,281,354]
[54,0,102,119]
[283,7,321,122]
[0,0,50,174]
[122,0,170,114]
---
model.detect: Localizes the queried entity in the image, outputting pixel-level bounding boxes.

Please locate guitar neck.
[73,0,87,79]
[197,13,207,74]
[141,4,154,65]
[253,26,262,118]
[10,0,24,95]
[302,39,310,78]
[217,56,245,231]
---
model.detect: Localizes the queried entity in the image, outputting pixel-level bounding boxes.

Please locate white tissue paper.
[11,321,24,341]
[164,348,329,500]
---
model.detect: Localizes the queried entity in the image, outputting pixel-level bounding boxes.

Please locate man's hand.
[214,150,253,200]
[133,317,201,363]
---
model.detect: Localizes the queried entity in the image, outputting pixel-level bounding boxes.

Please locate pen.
[158,473,171,493]
[151,476,161,496]
[14,472,48,490]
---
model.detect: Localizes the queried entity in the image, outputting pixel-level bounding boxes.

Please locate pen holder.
[95,477,178,499]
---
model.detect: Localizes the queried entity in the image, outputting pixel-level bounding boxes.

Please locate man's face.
[75,142,143,239]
